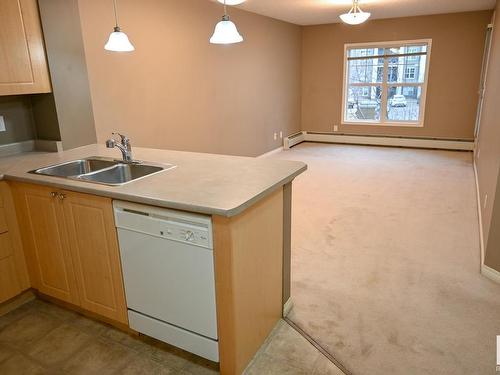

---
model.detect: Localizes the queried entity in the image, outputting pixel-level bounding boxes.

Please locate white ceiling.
[222,0,496,26]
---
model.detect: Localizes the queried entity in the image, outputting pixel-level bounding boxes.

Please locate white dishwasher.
[113,201,219,362]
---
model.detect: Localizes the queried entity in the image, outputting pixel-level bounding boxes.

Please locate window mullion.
[381,57,388,124]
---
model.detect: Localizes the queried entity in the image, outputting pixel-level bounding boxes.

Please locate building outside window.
[405,67,416,79]
[343,39,431,126]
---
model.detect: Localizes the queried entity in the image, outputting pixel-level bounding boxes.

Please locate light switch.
[0,116,5,132]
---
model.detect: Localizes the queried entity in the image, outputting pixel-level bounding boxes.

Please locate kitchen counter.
[0,144,306,217]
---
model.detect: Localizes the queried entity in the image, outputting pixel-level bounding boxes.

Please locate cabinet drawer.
[0,208,7,233]
[0,256,21,303]
[0,232,13,259]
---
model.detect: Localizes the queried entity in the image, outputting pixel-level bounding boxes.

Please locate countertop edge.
[0,163,307,217]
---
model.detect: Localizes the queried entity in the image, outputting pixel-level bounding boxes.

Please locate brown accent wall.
[485,172,500,270]
[476,5,500,272]
[77,0,302,157]
[0,96,36,145]
[38,0,97,150]
[301,11,492,139]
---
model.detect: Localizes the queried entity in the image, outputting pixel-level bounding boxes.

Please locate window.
[405,67,416,79]
[343,40,431,126]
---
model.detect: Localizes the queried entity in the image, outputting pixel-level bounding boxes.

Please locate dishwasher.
[113,201,219,362]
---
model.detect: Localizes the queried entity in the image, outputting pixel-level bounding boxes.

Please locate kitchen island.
[0,144,306,375]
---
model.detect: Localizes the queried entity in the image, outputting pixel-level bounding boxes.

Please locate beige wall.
[77,0,302,157]
[301,11,492,139]
[476,5,500,272]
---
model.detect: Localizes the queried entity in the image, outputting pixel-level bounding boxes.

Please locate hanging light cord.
[222,0,230,21]
[350,0,361,14]
[112,0,120,30]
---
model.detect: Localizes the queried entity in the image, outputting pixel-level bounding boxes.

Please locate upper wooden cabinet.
[0,0,51,95]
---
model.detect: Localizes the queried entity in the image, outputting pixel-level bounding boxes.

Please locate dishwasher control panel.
[158,221,211,248]
[113,201,213,249]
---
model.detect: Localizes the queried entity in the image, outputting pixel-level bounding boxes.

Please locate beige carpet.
[270,143,500,375]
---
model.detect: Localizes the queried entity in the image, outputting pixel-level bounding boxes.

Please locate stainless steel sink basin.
[29,156,175,186]
[77,163,165,186]
[32,157,117,177]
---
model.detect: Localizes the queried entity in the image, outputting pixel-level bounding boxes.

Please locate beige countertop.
[0,144,306,217]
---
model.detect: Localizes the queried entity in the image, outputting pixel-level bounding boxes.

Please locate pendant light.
[104,0,135,52]
[340,0,371,25]
[210,0,243,45]
[217,0,246,4]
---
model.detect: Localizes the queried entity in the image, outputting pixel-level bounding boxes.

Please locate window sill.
[341,121,423,128]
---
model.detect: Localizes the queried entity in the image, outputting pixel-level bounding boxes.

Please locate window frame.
[341,39,432,127]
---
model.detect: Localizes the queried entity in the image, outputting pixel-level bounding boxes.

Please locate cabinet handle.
[50,192,58,198]
[57,193,67,201]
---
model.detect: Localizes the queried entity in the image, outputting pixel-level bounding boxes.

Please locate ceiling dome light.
[210,0,243,44]
[104,0,135,52]
[340,0,371,25]
[217,0,246,5]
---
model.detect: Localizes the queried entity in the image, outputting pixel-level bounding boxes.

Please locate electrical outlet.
[279,131,283,139]
[274,132,278,141]
[0,116,5,132]
[333,125,339,132]
[484,194,488,209]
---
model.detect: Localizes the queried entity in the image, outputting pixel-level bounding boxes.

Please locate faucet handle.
[112,132,129,145]
[105,138,116,148]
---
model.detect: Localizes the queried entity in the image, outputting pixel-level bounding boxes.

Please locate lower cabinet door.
[12,183,79,304]
[0,256,21,303]
[63,191,128,324]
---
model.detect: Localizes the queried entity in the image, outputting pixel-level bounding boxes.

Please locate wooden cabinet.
[0,0,52,95]
[0,182,30,303]
[64,192,128,324]
[12,183,79,304]
[12,182,128,324]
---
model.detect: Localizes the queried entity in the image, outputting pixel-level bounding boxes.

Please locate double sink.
[30,157,175,186]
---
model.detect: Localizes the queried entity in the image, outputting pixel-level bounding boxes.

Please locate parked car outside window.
[390,94,407,107]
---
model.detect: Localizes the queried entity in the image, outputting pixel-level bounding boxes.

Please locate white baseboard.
[473,159,500,284]
[257,146,283,158]
[0,140,35,157]
[284,131,306,149]
[481,264,500,284]
[283,298,294,317]
[303,132,474,151]
[473,160,485,265]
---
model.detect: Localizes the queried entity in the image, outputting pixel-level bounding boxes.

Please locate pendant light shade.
[210,0,243,44]
[217,0,246,4]
[340,0,371,25]
[105,0,135,52]
[210,15,243,44]
[105,26,135,52]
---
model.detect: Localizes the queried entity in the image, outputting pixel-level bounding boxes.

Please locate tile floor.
[0,298,344,374]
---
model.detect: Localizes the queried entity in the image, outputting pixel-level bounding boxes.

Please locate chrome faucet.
[106,132,138,163]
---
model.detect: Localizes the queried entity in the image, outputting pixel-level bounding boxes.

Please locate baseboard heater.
[284,131,474,151]
[283,131,306,149]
